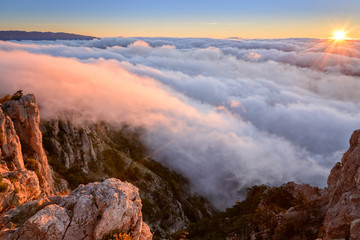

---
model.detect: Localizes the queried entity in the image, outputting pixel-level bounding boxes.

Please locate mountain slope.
[0,30,96,41]
[41,119,213,238]
[189,130,360,240]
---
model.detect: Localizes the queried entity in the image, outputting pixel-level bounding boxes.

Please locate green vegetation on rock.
[24,158,38,172]
[0,176,8,193]
[188,184,325,240]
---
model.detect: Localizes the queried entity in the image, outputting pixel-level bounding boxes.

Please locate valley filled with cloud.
[0,37,359,208]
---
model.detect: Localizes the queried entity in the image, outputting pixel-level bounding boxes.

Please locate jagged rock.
[140,222,153,240]
[41,119,107,170]
[0,170,41,212]
[324,129,360,240]
[0,107,24,171]
[3,94,54,194]
[11,204,70,240]
[1,178,152,240]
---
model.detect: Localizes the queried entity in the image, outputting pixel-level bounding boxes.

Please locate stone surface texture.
[1,178,152,240]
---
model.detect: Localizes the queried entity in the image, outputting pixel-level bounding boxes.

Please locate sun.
[333,30,346,40]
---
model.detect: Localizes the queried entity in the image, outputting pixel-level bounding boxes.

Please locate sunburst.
[333,30,347,40]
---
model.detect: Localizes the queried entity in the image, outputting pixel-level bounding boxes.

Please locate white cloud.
[0,37,359,208]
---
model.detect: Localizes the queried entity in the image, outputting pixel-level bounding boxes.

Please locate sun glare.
[333,30,346,40]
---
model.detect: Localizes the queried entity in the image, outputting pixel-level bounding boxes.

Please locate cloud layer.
[0,37,359,208]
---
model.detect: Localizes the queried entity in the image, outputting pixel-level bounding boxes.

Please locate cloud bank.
[0,37,359,208]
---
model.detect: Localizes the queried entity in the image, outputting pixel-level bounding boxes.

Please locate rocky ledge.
[324,129,360,239]
[0,178,152,240]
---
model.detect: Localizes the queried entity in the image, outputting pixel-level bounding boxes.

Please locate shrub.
[123,166,140,181]
[109,126,148,161]
[0,183,8,192]
[262,186,295,210]
[102,149,126,175]
[24,158,38,172]
[141,198,155,218]
[0,182,8,193]
[65,166,93,189]
[0,94,11,104]
[48,156,67,176]
[102,230,134,240]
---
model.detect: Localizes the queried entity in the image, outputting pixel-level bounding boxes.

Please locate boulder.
[1,178,152,240]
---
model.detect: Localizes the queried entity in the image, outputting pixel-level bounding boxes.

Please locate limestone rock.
[3,94,54,194]
[0,107,24,171]
[0,170,41,212]
[140,222,153,240]
[62,178,151,240]
[12,204,70,240]
[1,178,152,240]
[324,129,360,239]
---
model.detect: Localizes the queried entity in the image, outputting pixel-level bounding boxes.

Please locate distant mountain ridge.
[0,30,96,40]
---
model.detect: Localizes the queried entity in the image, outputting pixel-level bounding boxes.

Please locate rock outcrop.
[0,107,24,171]
[324,129,360,239]
[0,102,41,212]
[2,94,54,194]
[0,178,152,240]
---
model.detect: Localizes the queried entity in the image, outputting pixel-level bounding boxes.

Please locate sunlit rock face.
[0,98,42,212]
[0,178,152,240]
[324,130,360,239]
[2,94,54,194]
[0,106,24,171]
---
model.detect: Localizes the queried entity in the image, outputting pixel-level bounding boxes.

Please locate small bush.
[24,158,38,172]
[141,198,155,218]
[48,156,67,176]
[102,149,126,175]
[123,166,140,181]
[144,172,153,182]
[0,94,11,104]
[102,230,134,240]
[0,182,8,193]
[65,166,93,189]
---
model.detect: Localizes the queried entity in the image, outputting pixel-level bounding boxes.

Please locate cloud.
[0,37,359,208]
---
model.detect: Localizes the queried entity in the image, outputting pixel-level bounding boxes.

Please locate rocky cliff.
[0,94,152,240]
[324,129,360,239]
[2,94,54,194]
[0,95,45,213]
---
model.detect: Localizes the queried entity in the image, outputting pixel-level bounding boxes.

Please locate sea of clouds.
[0,37,359,208]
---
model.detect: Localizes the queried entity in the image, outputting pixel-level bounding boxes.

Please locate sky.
[1,0,360,38]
